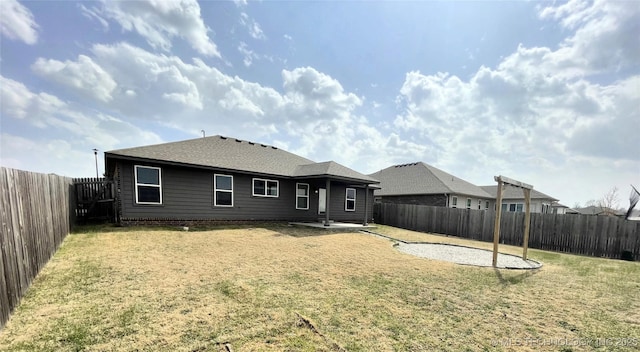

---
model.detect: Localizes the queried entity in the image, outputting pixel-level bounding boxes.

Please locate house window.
[504,203,524,212]
[214,174,233,207]
[478,200,482,210]
[466,198,472,209]
[296,183,309,210]
[485,201,490,210]
[253,178,279,197]
[134,165,162,204]
[345,188,356,211]
[452,196,458,208]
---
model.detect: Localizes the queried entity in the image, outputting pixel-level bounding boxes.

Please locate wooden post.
[492,179,504,267]
[522,188,532,260]
[324,179,331,226]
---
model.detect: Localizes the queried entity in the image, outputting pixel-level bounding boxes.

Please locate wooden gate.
[73,177,117,224]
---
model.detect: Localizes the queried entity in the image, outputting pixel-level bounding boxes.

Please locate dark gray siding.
[377,194,447,207]
[117,160,373,222]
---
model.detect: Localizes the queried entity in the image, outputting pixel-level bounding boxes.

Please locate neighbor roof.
[106,135,378,183]
[574,206,624,216]
[369,162,492,198]
[480,185,558,201]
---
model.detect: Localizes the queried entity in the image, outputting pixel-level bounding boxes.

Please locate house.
[481,185,558,213]
[368,162,494,210]
[104,136,379,226]
[575,206,625,217]
[551,203,571,215]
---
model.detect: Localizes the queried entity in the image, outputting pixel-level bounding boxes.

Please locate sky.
[0,0,638,208]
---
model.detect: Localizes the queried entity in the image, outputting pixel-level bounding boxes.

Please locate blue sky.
[1,0,638,208]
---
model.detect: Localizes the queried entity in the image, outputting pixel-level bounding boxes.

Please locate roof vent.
[271,146,277,149]
[261,144,267,147]
[248,142,255,145]
[220,136,227,140]
[235,139,242,142]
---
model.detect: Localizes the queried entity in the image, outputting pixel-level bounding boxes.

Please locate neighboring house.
[551,203,570,215]
[481,185,559,213]
[565,207,580,215]
[369,162,493,209]
[575,206,625,217]
[105,136,379,225]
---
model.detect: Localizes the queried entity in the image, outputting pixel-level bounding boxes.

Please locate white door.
[318,188,326,214]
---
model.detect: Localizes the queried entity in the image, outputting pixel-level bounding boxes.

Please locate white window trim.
[345,188,356,212]
[485,201,490,210]
[296,183,310,210]
[478,199,482,210]
[252,178,279,198]
[214,174,234,207]
[466,198,472,209]
[452,196,458,208]
[134,165,162,205]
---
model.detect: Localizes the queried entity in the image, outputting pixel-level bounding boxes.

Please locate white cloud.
[26,42,423,175]
[98,0,220,57]
[1,76,65,127]
[539,0,640,74]
[238,41,258,67]
[0,0,38,44]
[233,0,248,7]
[0,75,163,177]
[78,3,109,30]
[239,12,266,40]
[31,55,117,102]
[392,0,639,205]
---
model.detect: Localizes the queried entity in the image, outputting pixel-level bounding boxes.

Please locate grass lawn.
[0,224,639,351]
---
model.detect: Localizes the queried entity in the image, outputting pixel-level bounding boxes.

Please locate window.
[503,203,524,212]
[135,165,162,204]
[466,198,472,209]
[296,183,309,210]
[452,196,458,208]
[485,201,490,210]
[214,174,233,207]
[345,188,356,211]
[478,200,482,210]
[253,178,279,197]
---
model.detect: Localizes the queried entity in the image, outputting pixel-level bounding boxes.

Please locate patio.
[288,221,377,231]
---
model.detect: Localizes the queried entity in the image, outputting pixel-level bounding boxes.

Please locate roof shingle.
[106,135,377,183]
[369,162,492,198]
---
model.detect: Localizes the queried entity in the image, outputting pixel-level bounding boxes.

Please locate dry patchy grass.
[0,225,639,351]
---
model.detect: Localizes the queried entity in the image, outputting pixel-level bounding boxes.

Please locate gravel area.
[396,242,542,269]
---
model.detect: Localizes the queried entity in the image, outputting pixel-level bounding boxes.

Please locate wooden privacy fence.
[0,167,74,329]
[374,203,640,261]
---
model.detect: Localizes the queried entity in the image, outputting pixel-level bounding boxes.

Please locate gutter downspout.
[363,185,369,226]
[324,179,331,226]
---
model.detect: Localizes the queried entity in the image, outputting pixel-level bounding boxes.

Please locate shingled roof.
[480,185,558,201]
[369,162,492,198]
[106,135,378,183]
